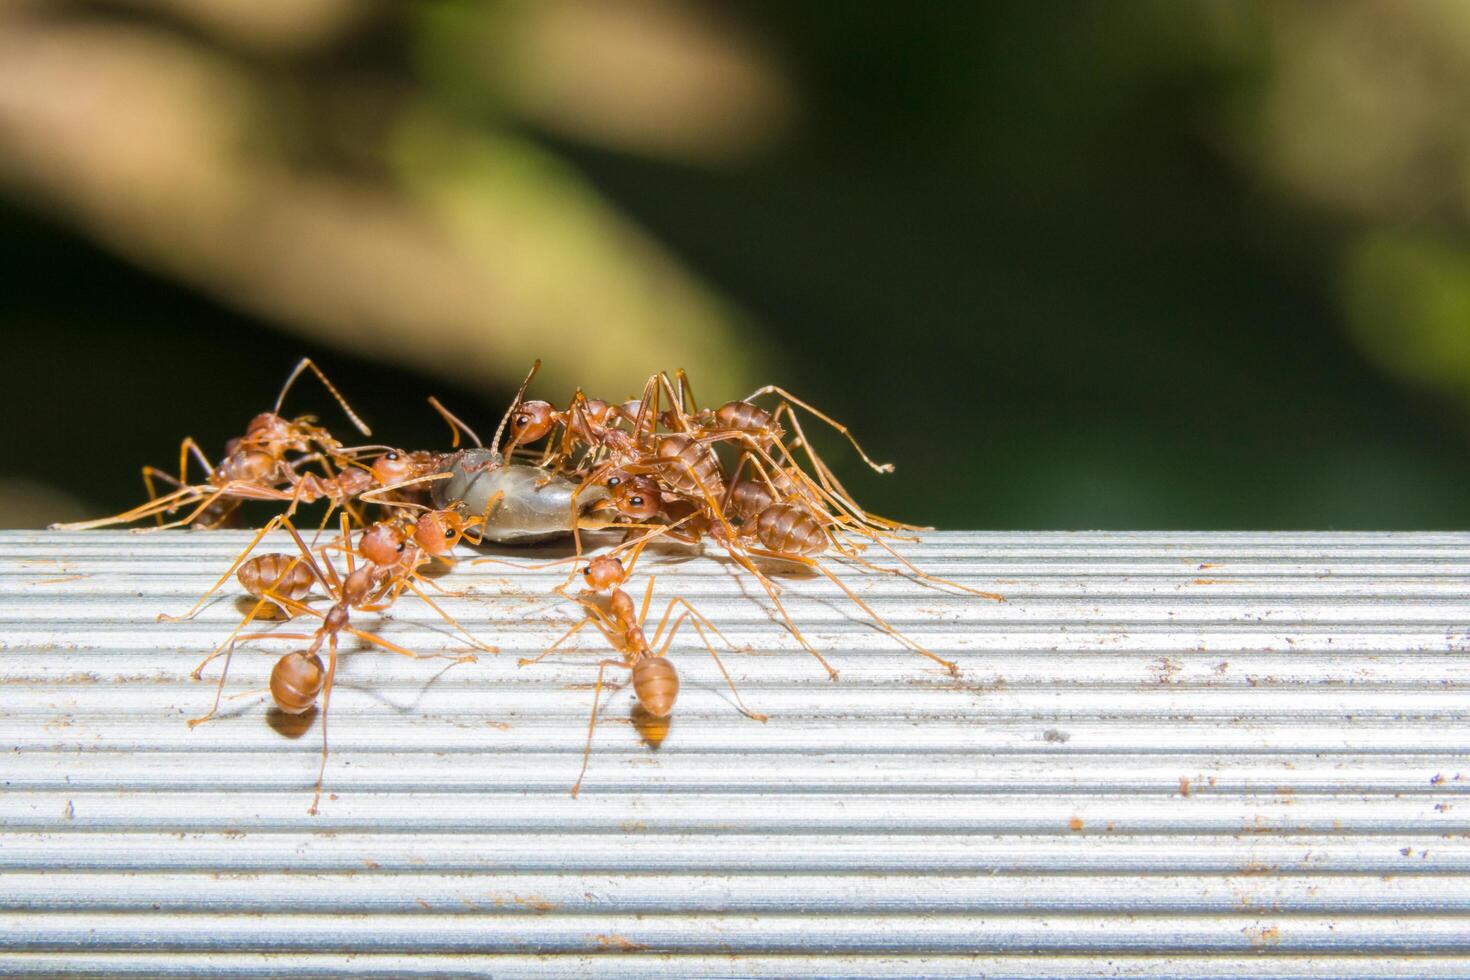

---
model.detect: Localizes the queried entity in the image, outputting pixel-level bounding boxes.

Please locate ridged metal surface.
[2,529,1469,978]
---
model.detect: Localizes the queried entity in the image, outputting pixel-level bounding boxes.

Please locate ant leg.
[399,575,499,654]
[636,576,656,627]
[665,456,739,546]
[177,437,215,484]
[629,372,662,442]
[52,485,206,530]
[188,624,315,728]
[342,620,476,665]
[720,544,839,681]
[358,472,453,509]
[269,594,475,665]
[141,470,172,528]
[522,597,623,667]
[747,547,959,677]
[571,660,627,798]
[275,357,372,437]
[649,600,767,722]
[767,407,919,535]
[148,482,268,532]
[614,525,670,582]
[744,385,893,474]
[520,616,595,667]
[564,467,617,588]
[835,531,1005,602]
[278,517,336,593]
[675,368,699,414]
[159,516,287,622]
[307,634,340,815]
[188,586,310,678]
[655,372,694,433]
[186,638,237,729]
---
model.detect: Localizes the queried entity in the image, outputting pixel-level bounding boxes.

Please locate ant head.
[613,476,661,520]
[508,400,556,445]
[582,555,625,591]
[359,522,407,566]
[371,450,415,486]
[412,510,468,557]
[713,400,761,430]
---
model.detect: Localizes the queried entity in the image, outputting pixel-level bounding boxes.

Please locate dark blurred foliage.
[3,1,1469,529]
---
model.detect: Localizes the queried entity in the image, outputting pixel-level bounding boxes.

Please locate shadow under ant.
[631,702,672,749]
[266,705,318,739]
[347,655,478,715]
[232,596,292,620]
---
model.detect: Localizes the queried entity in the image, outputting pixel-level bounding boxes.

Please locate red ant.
[56,358,373,531]
[517,537,765,797]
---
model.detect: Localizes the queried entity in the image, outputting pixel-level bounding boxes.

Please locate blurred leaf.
[1343,231,1470,403]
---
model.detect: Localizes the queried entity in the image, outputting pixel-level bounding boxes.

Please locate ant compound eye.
[385,452,398,460]
[515,415,529,426]
[396,542,405,552]
[444,527,454,537]
[582,566,592,576]
[630,496,644,507]
[607,476,622,487]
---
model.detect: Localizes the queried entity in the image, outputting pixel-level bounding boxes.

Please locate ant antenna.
[274,357,372,437]
[427,396,483,449]
[492,359,541,457]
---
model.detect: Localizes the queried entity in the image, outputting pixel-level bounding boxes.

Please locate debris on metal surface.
[2,529,1469,978]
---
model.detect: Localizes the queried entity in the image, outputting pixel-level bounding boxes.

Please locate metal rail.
[1,530,1468,978]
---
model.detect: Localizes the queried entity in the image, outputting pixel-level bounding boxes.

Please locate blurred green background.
[4,0,1470,529]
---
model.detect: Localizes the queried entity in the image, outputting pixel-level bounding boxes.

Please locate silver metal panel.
[2,529,1468,978]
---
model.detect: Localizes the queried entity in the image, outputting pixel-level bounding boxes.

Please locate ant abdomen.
[237,554,315,603]
[754,503,828,556]
[714,400,772,432]
[727,478,776,521]
[270,651,326,713]
[216,450,277,485]
[632,656,679,717]
[656,434,723,496]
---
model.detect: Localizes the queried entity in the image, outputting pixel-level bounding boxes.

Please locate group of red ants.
[57,359,1002,810]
